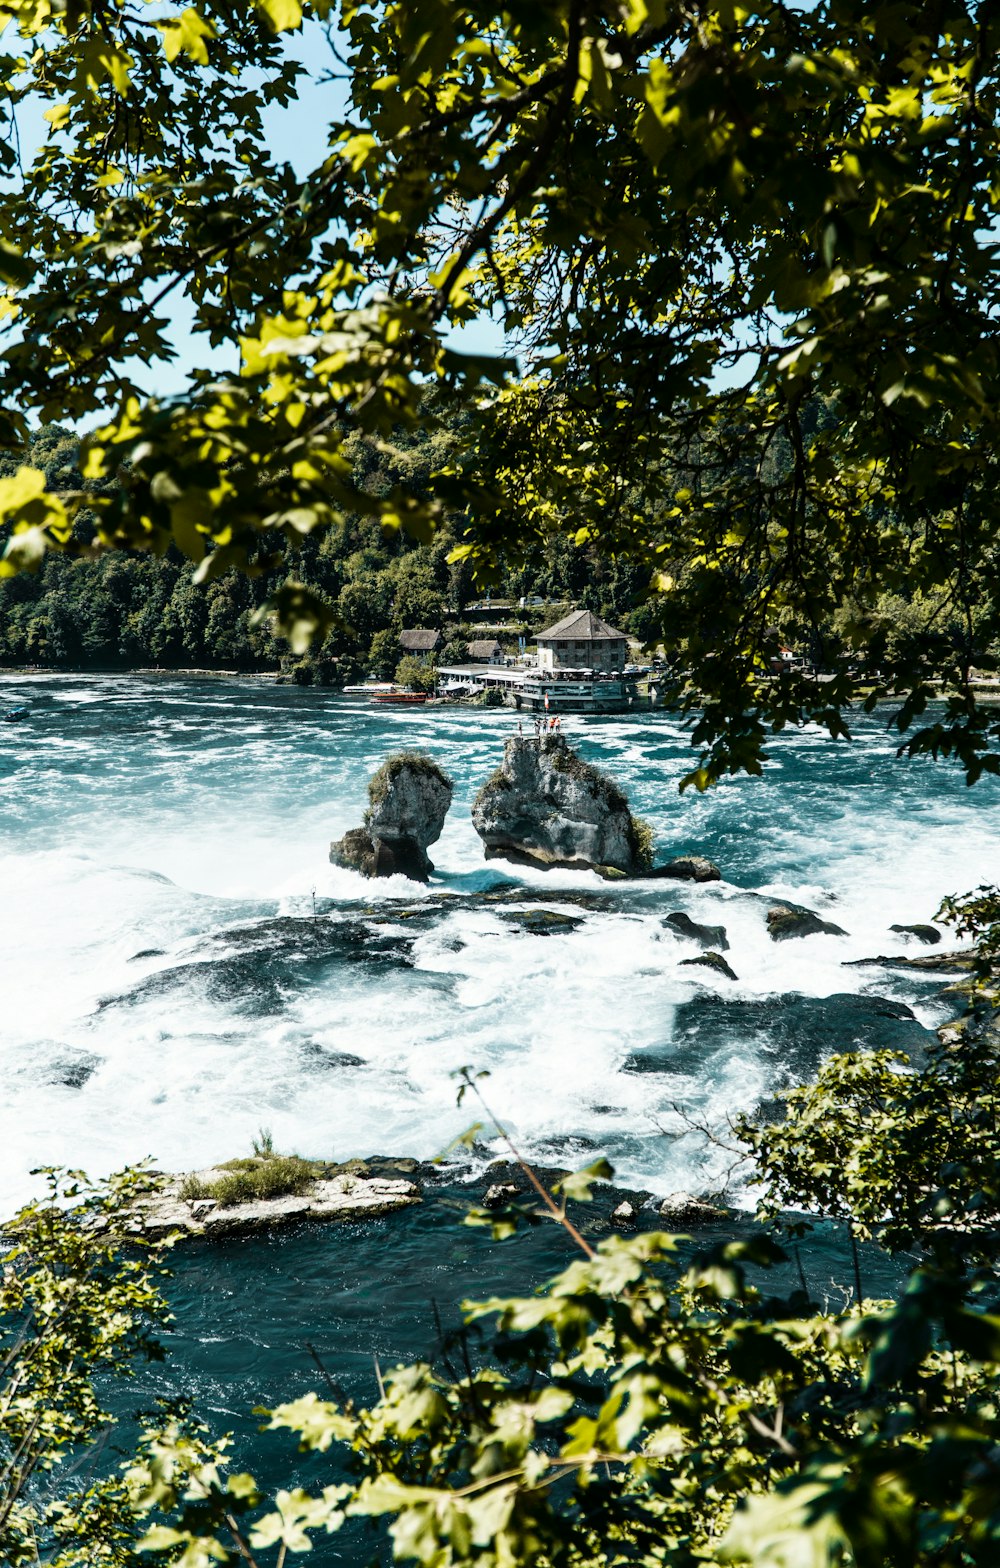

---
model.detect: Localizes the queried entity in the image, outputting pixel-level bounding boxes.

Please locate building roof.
[536,609,626,643]
[467,638,501,658]
[399,628,442,652]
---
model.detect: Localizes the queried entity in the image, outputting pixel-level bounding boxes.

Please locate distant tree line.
[0,423,650,684]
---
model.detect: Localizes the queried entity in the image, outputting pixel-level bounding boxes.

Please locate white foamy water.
[1,672,996,1210]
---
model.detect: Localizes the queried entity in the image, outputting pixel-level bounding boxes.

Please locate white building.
[535,609,628,673]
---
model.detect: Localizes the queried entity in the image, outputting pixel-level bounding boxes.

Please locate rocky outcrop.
[890,922,941,945]
[664,911,729,950]
[767,903,848,941]
[647,855,722,882]
[331,752,453,882]
[472,736,650,875]
[611,1199,638,1228]
[844,951,971,971]
[483,1182,519,1209]
[680,950,738,981]
[937,999,1000,1048]
[137,1166,421,1239]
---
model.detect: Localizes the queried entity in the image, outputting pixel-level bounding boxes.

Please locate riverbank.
[6,664,1000,701]
[1,665,279,680]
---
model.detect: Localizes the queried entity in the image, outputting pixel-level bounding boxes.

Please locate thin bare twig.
[456,1069,596,1260]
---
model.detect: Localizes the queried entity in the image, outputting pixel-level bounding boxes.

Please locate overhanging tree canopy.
[3,1,1000,781]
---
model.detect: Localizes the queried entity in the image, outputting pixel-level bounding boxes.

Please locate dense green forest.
[4,421,989,696]
[0,424,650,683]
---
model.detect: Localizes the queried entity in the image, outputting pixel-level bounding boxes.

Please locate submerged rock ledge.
[129,1152,737,1244]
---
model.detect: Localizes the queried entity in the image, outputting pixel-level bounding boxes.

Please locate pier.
[436,662,645,713]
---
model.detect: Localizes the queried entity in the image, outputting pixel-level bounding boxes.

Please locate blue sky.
[8,17,504,411]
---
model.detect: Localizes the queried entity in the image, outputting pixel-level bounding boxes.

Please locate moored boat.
[370,688,428,705]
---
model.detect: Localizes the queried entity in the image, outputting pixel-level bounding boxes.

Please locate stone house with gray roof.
[398,628,442,662]
[467,638,503,665]
[535,610,628,673]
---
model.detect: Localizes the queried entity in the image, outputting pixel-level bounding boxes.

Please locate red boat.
[370,689,428,705]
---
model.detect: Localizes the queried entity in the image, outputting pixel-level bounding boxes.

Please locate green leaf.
[554,1158,614,1202]
[720,1475,852,1567]
[257,0,303,33]
[0,237,32,287]
[434,1123,485,1162]
[160,8,216,66]
[252,580,335,654]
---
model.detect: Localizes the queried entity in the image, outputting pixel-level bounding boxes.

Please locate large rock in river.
[331,752,453,882]
[664,911,729,950]
[680,950,739,981]
[890,922,941,945]
[647,855,721,883]
[767,903,848,941]
[472,735,650,875]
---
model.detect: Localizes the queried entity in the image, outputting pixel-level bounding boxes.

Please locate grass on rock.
[473,764,512,812]
[367,751,453,809]
[180,1154,317,1208]
[628,813,656,872]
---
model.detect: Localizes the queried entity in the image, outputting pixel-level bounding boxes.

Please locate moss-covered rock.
[767,903,848,941]
[890,922,942,945]
[367,751,452,811]
[331,751,453,882]
[664,911,729,950]
[472,736,647,874]
[497,907,585,935]
[648,856,721,883]
[139,1156,422,1238]
[680,950,738,981]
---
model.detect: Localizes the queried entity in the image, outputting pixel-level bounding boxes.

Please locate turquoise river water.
[1,672,997,1553]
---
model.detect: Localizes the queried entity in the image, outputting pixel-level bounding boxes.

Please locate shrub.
[394,653,436,693]
[473,764,511,811]
[179,1155,316,1208]
[628,812,655,871]
[252,1126,275,1157]
[441,636,469,664]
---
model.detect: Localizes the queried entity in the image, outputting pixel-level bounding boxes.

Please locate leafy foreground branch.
[8,903,1000,1566]
[9,5,1000,781]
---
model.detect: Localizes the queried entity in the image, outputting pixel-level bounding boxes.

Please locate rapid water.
[4,672,993,1557]
[1,672,993,1211]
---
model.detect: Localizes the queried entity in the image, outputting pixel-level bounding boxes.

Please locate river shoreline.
[5,665,1000,702]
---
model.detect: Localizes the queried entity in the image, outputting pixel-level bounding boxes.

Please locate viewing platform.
[436,663,645,713]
